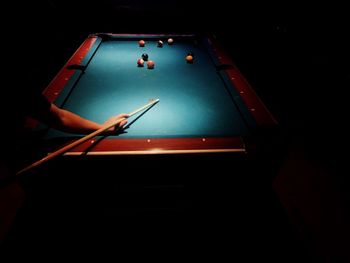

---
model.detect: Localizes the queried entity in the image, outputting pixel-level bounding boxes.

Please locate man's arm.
[43,103,129,134]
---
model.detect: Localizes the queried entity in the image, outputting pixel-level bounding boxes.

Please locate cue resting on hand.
[16,99,160,176]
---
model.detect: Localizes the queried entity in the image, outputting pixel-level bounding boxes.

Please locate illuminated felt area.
[46,35,254,140]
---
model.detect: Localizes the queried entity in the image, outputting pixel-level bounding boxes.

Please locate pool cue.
[16,99,160,176]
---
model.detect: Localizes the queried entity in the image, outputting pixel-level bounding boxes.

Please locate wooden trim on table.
[207,36,277,126]
[42,36,98,102]
[224,69,277,126]
[48,137,247,156]
[91,33,196,38]
[25,36,98,129]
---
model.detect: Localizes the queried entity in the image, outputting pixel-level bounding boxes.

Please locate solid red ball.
[139,40,145,47]
[137,58,144,67]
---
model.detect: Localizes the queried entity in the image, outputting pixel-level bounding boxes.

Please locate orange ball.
[147,60,155,69]
[185,55,193,63]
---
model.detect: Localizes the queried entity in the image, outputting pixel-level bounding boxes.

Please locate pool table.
[39,33,276,156]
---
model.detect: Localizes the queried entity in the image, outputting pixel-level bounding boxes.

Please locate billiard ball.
[167,38,174,45]
[185,55,193,63]
[139,40,145,47]
[147,60,155,69]
[142,53,149,61]
[137,58,144,67]
[157,40,163,47]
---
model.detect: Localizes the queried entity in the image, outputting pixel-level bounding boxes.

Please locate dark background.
[7,1,350,141]
[3,0,350,261]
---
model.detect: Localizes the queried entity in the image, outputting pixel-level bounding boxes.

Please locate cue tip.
[149,98,160,105]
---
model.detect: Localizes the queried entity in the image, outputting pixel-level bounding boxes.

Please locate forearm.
[45,104,128,135]
[54,109,103,134]
[44,104,103,134]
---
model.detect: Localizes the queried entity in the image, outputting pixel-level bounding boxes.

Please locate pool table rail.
[207,36,277,126]
[47,136,246,156]
[34,33,277,157]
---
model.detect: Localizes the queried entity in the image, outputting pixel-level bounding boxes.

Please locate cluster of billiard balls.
[137,53,154,69]
[137,38,193,68]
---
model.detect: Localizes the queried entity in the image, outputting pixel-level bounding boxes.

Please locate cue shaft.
[16,99,159,176]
